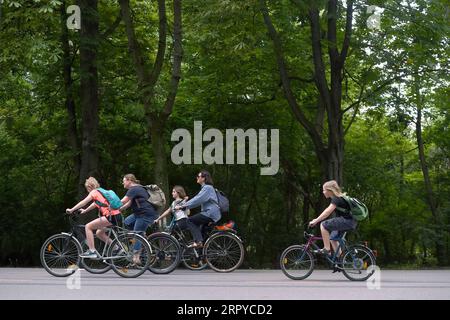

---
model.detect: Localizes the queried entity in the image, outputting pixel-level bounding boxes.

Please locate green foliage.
[0,0,448,267]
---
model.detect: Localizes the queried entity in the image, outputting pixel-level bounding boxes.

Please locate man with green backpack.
[309,180,368,260]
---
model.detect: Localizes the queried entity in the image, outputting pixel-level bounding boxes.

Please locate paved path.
[1,268,450,300]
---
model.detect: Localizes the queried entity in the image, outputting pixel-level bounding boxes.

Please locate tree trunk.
[149,118,169,200]
[0,1,3,26]
[60,2,80,180]
[261,0,352,189]
[415,80,445,265]
[77,0,99,198]
[119,0,182,201]
[302,194,310,226]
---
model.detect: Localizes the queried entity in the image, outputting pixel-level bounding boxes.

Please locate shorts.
[107,214,123,226]
[321,216,357,240]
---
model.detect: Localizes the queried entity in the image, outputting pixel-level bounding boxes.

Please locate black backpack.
[214,189,229,214]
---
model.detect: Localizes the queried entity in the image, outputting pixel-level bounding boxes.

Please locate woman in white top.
[155,185,190,230]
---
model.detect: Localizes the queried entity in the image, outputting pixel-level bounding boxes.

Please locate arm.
[80,202,96,214]
[66,194,93,214]
[155,207,172,223]
[120,196,132,211]
[178,187,210,210]
[309,203,336,227]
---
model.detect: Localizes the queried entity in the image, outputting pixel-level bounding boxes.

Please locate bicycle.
[40,212,153,278]
[147,218,245,274]
[280,229,376,281]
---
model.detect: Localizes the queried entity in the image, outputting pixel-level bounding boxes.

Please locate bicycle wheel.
[341,245,376,281]
[80,236,111,274]
[280,245,314,280]
[181,243,208,270]
[108,233,152,278]
[40,234,82,277]
[204,232,244,272]
[147,233,181,274]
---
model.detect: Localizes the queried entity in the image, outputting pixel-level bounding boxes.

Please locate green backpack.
[336,195,369,222]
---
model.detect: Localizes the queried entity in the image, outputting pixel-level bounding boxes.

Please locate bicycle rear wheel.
[80,236,111,274]
[108,233,152,278]
[40,234,81,277]
[204,232,244,272]
[280,245,314,280]
[147,233,181,274]
[341,245,376,281]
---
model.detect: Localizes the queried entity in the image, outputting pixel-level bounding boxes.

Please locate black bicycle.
[147,218,245,274]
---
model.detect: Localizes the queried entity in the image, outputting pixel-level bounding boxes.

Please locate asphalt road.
[1,268,449,300]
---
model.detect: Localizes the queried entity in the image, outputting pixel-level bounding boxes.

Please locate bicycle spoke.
[41,235,81,277]
[205,233,244,272]
[341,245,376,281]
[280,245,314,280]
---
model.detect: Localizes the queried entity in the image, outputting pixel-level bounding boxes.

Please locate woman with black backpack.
[175,170,221,248]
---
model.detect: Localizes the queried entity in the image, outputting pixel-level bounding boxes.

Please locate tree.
[77,0,100,197]
[260,0,355,186]
[118,0,182,197]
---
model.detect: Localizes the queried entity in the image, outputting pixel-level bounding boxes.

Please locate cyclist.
[308,180,357,258]
[154,185,190,231]
[175,170,221,248]
[120,173,159,235]
[66,177,123,258]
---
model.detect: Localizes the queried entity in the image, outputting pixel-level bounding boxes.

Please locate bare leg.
[85,217,111,250]
[320,223,331,251]
[330,240,341,257]
[96,228,113,246]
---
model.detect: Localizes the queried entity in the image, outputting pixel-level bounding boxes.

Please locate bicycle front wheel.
[147,233,181,274]
[108,233,152,278]
[280,245,314,280]
[204,232,244,273]
[341,245,376,281]
[40,234,82,277]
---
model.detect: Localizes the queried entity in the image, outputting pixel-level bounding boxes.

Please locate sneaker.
[313,248,330,256]
[332,266,342,273]
[187,242,203,249]
[80,249,100,259]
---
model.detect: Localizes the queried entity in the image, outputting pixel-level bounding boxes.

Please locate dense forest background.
[0,0,448,268]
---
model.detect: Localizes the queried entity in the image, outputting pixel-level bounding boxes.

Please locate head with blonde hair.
[322,180,346,198]
[122,173,140,189]
[84,177,100,192]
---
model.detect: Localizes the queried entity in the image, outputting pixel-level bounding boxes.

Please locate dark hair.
[199,170,214,185]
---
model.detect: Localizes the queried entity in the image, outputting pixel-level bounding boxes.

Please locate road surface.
[1,268,449,300]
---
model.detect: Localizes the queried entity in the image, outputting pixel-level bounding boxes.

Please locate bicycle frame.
[166,219,243,262]
[303,232,348,266]
[169,220,242,246]
[92,226,126,261]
